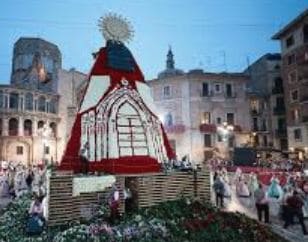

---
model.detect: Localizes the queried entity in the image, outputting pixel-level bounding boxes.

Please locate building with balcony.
[147,48,251,163]
[0,37,86,166]
[272,9,308,159]
[245,53,288,157]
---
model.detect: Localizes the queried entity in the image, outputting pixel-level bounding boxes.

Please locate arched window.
[37,120,45,129]
[9,92,19,109]
[9,118,18,136]
[49,99,57,114]
[38,96,46,112]
[50,122,57,137]
[164,113,173,126]
[24,119,32,136]
[25,93,33,111]
[0,90,3,108]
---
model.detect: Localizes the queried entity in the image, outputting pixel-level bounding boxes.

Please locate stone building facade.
[245,53,288,158]
[272,9,308,160]
[147,49,251,163]
[0,37,86,166]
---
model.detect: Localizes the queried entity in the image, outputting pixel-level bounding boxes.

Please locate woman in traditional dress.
[0,173,10,197]
[221,168,231,198]
[248,172,259,198]
[236,176,250,197]
[268,176,283,200]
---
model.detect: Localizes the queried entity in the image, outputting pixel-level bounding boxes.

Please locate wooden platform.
[48,170,211,226]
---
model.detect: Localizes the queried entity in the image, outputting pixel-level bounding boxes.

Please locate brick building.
[272,9,308,159]
[245,53,288,158]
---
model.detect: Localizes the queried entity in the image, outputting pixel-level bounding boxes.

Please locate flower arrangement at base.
[0,196,289,242]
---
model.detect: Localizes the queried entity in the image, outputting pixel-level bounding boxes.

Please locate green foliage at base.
[0,196,288,242]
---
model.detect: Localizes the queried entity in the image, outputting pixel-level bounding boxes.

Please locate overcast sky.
[0,0,307,84]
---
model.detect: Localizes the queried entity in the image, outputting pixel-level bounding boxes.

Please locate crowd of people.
[212,165,308,235]
[0,160,48,235]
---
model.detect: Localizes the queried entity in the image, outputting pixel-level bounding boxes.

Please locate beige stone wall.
[57,69,87,161]
[0,69,86,166]
[148,72,251,162]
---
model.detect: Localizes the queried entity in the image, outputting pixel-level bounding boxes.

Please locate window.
[253,117,258,131]
[0,90,3,108]
[214,84,221,93]
[292,109,299,122]
[226,113,234,125]
[261,119,267,131]
[44,146,50,155]
[294,128,302,141]
[38,96,46,112]
[287,54,295,65]
[286,35,294,48]
[202,83,209,96]
[16,146,23,155]
[49,99,57,113]
[217,134,223,142]
[274,77,283,89]
[25,93,33,111]
[38,120,44,129]
[50,122,57,137]
[24,119,32,136]
[204,134,212,147]
[225,84,233,97]
[278,118,286,131]
[9,118,18,136]
[303,25,308,43]
[201,112,211,124]
[216,117,222,124]
[276,97,285,108]
[250,99,259,112]
[263,135,268,147]
[163,86,170,97]
[291,90,298,101]
[9,92,19,109]
[164,113,173,126]
[288,71,297,83]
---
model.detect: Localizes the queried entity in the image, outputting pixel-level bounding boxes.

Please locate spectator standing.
[213,176,225,208]
[254,183,270,223]
[284,190,307,235]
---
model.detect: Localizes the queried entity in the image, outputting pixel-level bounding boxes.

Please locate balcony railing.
[275,129,287,138]
[24,130,32,136]
[201,90,214,97]
[272,86,284,94]
[199,123,217,133]
[260,126,268,132]
[233,125,242,132]
[251,126,259,132]
[250,109,261,116]
[8,130,18,136]
[164,124,185,134]
[225,92,237,98]
[273,106,286,115]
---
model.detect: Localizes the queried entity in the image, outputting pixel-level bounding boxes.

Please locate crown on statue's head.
[98,13,134,43]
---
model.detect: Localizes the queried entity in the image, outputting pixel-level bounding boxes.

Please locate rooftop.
[272,8,308,40]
